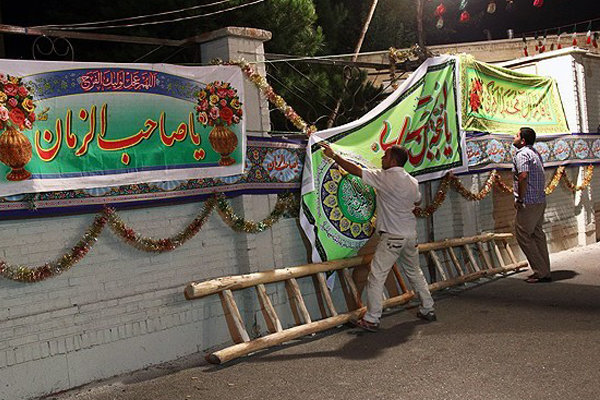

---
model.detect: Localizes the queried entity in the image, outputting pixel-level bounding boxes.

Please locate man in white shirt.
[320,142,436,332]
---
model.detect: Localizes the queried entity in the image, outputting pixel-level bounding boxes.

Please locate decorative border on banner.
[466,133,600,171]
[27,68,201,101]
[0,136,305,218]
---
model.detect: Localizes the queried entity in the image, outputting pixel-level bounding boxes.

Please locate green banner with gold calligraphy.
[460,55,569,135]
[300,56,465,262]
[0,60,246,196]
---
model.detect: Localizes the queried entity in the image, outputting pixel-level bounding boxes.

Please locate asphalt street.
[46,242,600,400]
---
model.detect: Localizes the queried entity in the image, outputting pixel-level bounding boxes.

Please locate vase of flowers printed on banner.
[196,81,242,166]
[0,74,36,181]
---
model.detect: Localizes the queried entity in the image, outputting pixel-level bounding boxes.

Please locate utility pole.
[326,0,379,128]
[416,0,425,47]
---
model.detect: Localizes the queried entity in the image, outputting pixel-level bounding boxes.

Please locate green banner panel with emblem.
[460,55,569,135]
[300,56,464,262]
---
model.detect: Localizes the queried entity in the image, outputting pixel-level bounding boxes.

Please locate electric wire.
[264,71,323,125]
[284,61,340,105]
[519,16,600,36]
[32,0,233,29]
[267,63,335,119]
[33,0,265,31]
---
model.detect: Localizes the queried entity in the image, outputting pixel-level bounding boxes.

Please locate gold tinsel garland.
[489,165,594,196]
[414,165,595,217]
[0,214,107,283]
[414,175,451,217]
[225,59,317,137]
[544,166,565,194]
[449,172,496,201]
[0,194,298,282]
[0,152,593,283]
[561,164,594,192]
[104,198,216,253]
[215,193,297,233]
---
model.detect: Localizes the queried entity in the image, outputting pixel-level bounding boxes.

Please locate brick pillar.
[198,27,279,332]
[199,27,271,136]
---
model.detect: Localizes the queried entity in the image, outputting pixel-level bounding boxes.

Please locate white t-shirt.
[362,166,421,238]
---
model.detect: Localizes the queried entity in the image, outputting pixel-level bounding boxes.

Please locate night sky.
[423,0,600,44]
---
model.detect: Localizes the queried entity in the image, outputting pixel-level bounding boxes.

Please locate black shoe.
[417,311,437,322]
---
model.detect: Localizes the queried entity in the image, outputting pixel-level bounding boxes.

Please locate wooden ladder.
[184,233,526,364]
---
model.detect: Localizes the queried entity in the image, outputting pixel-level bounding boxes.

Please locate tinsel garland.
[414,171,497,217]
[0,162,594,282]
[491,165,594,195]
[225,59,317,137]
[493,172,514,194]
[544,166,565,194]
[415,165,595,217]
[414,175,451,217]
[449,172,496,201]
[103,198,216,252]
[561,164,594,192]
[0,214,107,282]
[0,194,298,282]
[215,193,297,233]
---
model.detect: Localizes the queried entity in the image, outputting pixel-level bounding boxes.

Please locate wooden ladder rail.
[184,233,526,365]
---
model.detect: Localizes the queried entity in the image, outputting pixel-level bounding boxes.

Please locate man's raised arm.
[319,142,363,177]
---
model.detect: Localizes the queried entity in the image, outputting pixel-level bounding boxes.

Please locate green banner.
[460,55,569,135]
[301,56,464,262]
[0,60,246,196]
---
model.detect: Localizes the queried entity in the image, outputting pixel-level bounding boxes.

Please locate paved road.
[46,243,600,400]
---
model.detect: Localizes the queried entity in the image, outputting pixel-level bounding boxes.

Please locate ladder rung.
[503,240,518,264]
[442,249,456,278]
[255,284,282,333]
[391,263,409,293]
[428,250,448,281]
[337,268,363,310]
[476,241,493,269]
[492,240,506,267]
[463,244,481,272]
[285,278,312,325]
[219,289,250,343]
[447,247,464,276]
[313,272,338,317]
[458,246,474,273]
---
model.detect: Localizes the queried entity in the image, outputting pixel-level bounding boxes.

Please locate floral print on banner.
[467,135,600,170]
[0,137,306,216]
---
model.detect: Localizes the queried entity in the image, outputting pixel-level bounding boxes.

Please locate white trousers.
[364,233,435,324]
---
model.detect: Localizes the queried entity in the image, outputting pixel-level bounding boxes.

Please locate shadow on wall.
[492,170,515,234]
